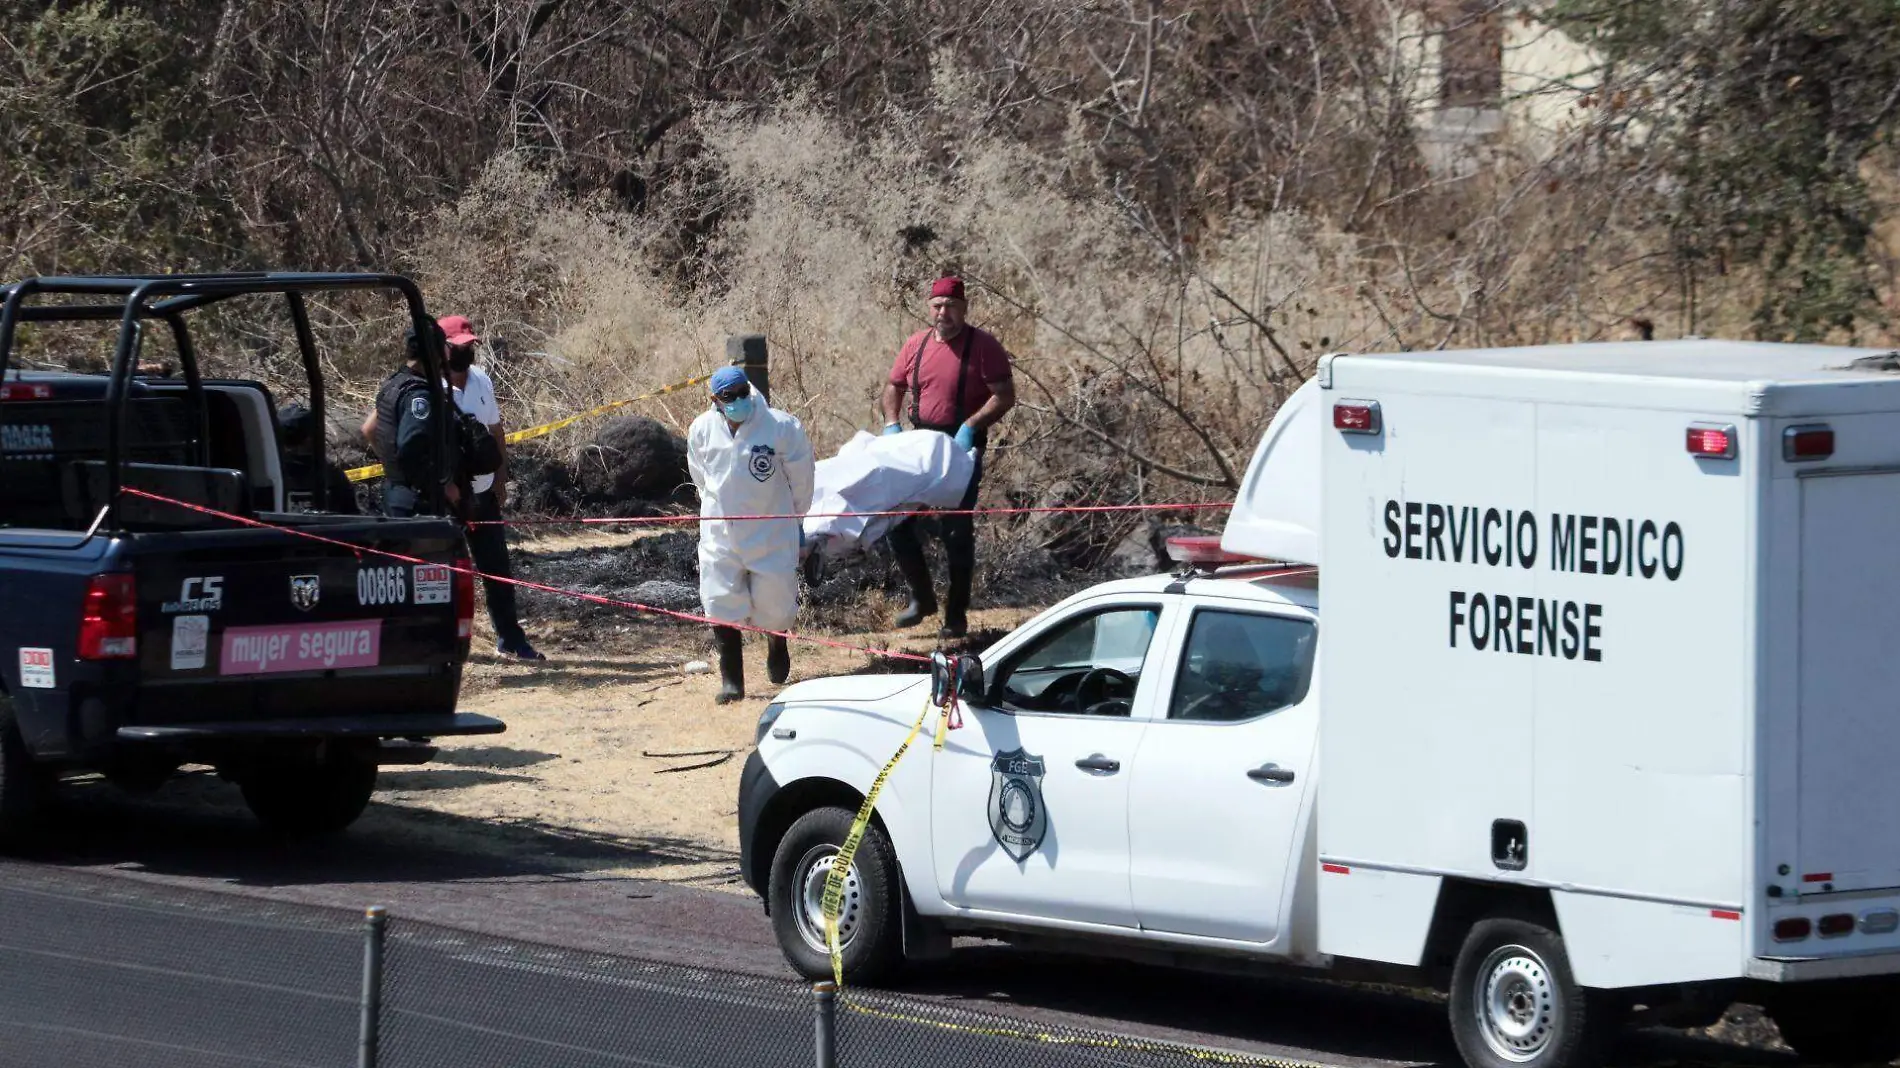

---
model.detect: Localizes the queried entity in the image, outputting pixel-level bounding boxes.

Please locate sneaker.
[497,637,547,661]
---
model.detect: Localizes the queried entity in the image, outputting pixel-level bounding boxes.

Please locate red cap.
[929,276,965,302]
[437,314,479,347]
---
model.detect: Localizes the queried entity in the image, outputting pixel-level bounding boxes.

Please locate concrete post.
[726,334,769,403]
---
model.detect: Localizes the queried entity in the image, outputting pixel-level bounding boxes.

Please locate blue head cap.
[709,366,749,396]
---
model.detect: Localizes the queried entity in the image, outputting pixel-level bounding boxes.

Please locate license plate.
[219,620,382,675]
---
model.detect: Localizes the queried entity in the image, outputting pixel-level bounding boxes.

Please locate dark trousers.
[888,433,983,621]
[382,483,422,517]
[467,490,527,645]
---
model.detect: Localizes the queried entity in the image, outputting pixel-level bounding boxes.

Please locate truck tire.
[1768,980,1900,1064]
[0,695,47,840]
[240,753,377,836]
[1449,915,1611,1068]
[768,805,902,984]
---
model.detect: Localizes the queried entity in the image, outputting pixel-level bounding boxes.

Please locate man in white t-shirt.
[440,314,545,660]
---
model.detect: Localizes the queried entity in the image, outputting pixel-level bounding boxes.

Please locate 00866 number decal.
[356,565,408,606]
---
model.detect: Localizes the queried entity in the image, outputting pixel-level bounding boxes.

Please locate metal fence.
[0,862,1317,1068]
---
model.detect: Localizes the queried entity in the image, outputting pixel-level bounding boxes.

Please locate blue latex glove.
[953,423,975,450]
[882,422,903,437]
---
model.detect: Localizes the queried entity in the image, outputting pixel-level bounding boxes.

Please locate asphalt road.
[0,779,1800,1068]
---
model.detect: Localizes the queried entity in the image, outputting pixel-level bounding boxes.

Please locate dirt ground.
[393,526,1048,894]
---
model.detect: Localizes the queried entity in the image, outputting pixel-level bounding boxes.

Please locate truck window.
[994,605,1162,716]
[1168,609,1315,723]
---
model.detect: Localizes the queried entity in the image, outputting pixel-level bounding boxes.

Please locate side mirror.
[929,651,955,706]
[957,654,986,705]
[930,651,987,706]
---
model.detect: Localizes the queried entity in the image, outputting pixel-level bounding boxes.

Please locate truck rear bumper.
[1748,950,1900,982]
[114,712,505,742]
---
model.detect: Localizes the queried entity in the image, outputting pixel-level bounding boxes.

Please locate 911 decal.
[412,564,452,605]
[356,565,408,606]
[17,648,54,689]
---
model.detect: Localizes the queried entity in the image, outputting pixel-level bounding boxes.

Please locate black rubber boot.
[713,626,744,704]
[890,531,938,628]
[767,635,791,685]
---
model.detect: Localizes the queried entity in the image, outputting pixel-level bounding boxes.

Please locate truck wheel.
[0,695,48,839]
[768,805,902,984]
[0,698,44,838]
[240,754,377,836]
[1449,915,1611,1068]
[1769,980,1900,1064]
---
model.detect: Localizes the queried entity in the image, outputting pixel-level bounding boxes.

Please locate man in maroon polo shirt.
[879,275,1016,637]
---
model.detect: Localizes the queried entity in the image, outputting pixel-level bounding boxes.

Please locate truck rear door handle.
[1075,755,1120,773]
[1248,764,1296,783]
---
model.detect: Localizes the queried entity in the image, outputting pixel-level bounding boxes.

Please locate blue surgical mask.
[720,395,754,422]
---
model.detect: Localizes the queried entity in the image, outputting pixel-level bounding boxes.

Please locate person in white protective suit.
[687,366,815,703]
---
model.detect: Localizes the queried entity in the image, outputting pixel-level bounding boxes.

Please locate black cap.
[278,402,313,445]
[405,321,447,365]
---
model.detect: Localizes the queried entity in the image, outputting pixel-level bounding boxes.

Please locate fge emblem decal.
[17,648,54,689]
[747,444,777,482]
[988,748,1049,862]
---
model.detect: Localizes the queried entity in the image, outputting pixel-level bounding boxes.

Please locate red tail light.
[1818,913,1855,937]
[1783,424,1835,462]
[0,383,52,401]
[453,557,475,640]
[78,574,138,659]
[1773,917,1812,942]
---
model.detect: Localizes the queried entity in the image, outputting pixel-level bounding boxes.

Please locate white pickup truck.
[738,340,1900,1068]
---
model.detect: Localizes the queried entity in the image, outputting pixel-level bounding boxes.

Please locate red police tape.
[465,501,1233,527]
[117,488,934,664]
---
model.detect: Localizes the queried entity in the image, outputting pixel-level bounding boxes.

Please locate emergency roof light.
[1685,422,1737,459]
[1165,534,1256,567]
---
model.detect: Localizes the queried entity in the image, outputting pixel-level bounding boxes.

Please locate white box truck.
[739,340,1900,1068]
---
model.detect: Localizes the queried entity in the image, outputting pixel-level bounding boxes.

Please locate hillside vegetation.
[9,0,1900,554]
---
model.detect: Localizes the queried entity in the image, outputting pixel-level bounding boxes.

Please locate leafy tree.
[1,2,242,276]
[1551,0,1900,340]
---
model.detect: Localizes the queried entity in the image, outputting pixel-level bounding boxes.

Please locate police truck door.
[1126,601,1318,944]
[928,598,1176,928]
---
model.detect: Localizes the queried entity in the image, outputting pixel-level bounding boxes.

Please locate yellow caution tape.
[822,690,940,987]
[344,372,713,483]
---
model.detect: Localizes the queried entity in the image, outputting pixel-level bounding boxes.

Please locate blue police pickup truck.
[0,273,502,836]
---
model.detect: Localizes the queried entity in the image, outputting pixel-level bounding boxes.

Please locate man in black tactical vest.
[364,322,462,518]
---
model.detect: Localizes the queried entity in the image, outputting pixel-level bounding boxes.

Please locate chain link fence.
[0,862,1325,1068]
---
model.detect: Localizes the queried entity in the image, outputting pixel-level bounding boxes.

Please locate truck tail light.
[1783,424,1835,462]
[1818,913,1855,937]
[453,556,475,640]
[78,574,138,660]
[1773,917,1812,942]
[1333,400,1381,434]
[1686,423,1736,459]
[0,383,52,401]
